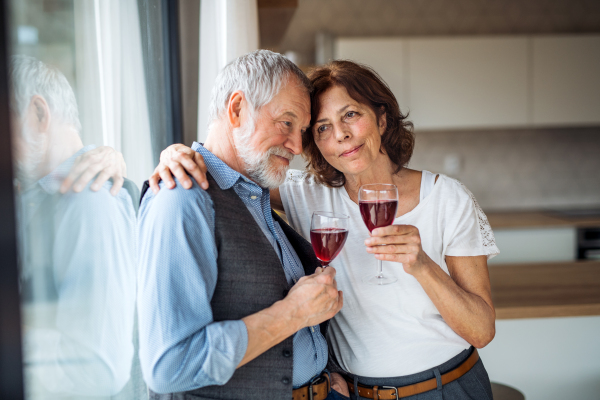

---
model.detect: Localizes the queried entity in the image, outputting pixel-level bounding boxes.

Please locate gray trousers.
[346,347,493,400]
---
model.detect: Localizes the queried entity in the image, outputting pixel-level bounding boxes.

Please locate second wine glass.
[358,184,399,285]
[310,211,349,267]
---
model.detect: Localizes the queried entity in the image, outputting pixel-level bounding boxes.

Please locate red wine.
[310,228,349,266]
[359,200,398,232]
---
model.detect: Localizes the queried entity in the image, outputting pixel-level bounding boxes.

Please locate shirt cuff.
[197,320,248,386]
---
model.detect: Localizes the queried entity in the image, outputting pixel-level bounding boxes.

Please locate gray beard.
[233,117,294,189]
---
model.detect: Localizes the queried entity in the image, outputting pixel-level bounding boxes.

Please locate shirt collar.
[191,141,260,191]
[37,145,97,194]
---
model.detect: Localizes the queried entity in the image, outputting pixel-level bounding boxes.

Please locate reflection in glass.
[11,55,141,399]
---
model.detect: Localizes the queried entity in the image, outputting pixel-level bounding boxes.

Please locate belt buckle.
[382,386,399,399]
[308,375,323,400]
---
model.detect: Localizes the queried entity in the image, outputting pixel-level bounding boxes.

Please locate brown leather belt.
[292,372,331,400]
[345,349,480,399]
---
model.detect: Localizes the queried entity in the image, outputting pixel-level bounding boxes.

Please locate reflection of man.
[138,50,343,400]
[10,55,140,399]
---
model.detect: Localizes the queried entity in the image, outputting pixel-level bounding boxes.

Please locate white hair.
[9,55,82,132]
[208,49,311,125]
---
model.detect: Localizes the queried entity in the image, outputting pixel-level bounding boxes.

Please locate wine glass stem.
[377,259,384,278]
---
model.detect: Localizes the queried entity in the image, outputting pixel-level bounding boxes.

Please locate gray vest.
[146,174,325,400]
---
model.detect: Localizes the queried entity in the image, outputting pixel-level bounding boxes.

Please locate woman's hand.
[365,225,434,277]
[59,146,126,196]
[148,144,209,194]
[330,372,350,397]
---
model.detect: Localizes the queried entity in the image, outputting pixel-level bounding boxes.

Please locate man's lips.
[340,144,363,157]
[274,155,291,165]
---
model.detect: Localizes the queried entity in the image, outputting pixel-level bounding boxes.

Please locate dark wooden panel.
[489,261,600,319]
[258,0,298,49]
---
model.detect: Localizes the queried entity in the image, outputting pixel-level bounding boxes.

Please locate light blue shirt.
[137,142,327,393]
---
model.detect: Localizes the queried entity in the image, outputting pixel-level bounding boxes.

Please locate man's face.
[234,77,311,188]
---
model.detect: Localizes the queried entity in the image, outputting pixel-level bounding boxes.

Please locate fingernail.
[74,185,82,191]
[201,182,208,189]
[91,184,99,191]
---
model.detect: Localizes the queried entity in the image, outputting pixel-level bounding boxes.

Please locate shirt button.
[281,377,290,385]
[250,195,257,200]
[282,349,292,358]
[311,327,315,333]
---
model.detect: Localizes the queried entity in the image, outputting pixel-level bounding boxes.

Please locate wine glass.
[310,211,349,267]
[358,184,399,285]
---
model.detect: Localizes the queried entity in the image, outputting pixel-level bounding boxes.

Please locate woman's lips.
[340,144,363,157]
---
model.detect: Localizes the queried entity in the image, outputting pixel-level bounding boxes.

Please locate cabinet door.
[334,38,408,111]
[533,35,600,126]
[408,37,529,130]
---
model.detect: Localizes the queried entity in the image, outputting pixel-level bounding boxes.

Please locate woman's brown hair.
[303,60,415,187]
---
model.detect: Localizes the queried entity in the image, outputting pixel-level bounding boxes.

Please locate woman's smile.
[339,143,363,158]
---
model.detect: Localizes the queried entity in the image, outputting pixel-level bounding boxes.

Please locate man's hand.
[59,146,126,196]
[149,144,209,194]
[365,224,434,278]
[285,267,343,329]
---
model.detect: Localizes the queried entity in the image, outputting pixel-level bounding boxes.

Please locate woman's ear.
[226,91,245,129]
[378,109,387,135]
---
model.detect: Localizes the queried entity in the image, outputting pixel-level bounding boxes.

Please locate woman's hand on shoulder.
[59,146,126,196]
[365,225,434,277]
[149,144,209,194]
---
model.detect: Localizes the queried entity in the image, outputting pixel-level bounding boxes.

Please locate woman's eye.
[345,111,356,119]
[317,125,328,133]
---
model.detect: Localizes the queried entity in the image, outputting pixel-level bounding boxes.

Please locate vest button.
[282,349,292,358]
[282,289,289,297]
[281,377,290,385]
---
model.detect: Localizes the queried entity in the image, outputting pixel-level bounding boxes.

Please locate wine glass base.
[364,275,398,285]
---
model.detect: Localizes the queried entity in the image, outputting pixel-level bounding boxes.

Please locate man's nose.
[285,129,303,156]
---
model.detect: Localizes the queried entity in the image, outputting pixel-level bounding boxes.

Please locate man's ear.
[27,95,51,133]
[227,91,245,129]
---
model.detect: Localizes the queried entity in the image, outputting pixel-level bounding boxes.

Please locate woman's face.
[312,85,386,176]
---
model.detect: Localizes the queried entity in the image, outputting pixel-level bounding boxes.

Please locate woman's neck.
[343,155,402,202]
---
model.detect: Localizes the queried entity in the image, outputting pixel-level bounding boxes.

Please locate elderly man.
[137,50,344,400]
[10,55,141,398]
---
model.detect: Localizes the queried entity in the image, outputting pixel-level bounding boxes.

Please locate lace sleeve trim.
[458,182,499,257]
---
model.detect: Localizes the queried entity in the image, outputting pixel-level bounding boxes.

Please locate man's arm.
[138,180,342,393]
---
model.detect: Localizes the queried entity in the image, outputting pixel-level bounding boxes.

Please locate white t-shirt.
[279,169,499,377]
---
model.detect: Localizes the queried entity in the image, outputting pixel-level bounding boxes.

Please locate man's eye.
[283,121,292,127]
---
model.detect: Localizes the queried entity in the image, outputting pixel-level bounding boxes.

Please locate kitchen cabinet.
[489,227,576,265]
[334,34,600,130]
[334,38,408,110]
[532,35,600,126]
[407,37,529,130]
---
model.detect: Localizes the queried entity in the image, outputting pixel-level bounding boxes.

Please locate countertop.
[489,261,600,319]
[486,210,600,229]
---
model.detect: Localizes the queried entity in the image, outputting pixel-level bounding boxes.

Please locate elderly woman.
[153,60,499,400]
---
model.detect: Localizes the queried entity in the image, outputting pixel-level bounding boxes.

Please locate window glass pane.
[9,1,157,398]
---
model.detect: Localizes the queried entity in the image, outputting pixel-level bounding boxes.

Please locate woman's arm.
[366,225,495,348]
[149,144,285,211]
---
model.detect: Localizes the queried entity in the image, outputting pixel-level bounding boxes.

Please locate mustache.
[267,146,294,162]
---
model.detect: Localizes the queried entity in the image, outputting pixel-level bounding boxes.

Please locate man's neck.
[39,125,84,179]
[203,119,249,179]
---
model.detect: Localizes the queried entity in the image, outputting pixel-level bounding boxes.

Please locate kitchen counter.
[489,261,600,319]
[486,210,600,229]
